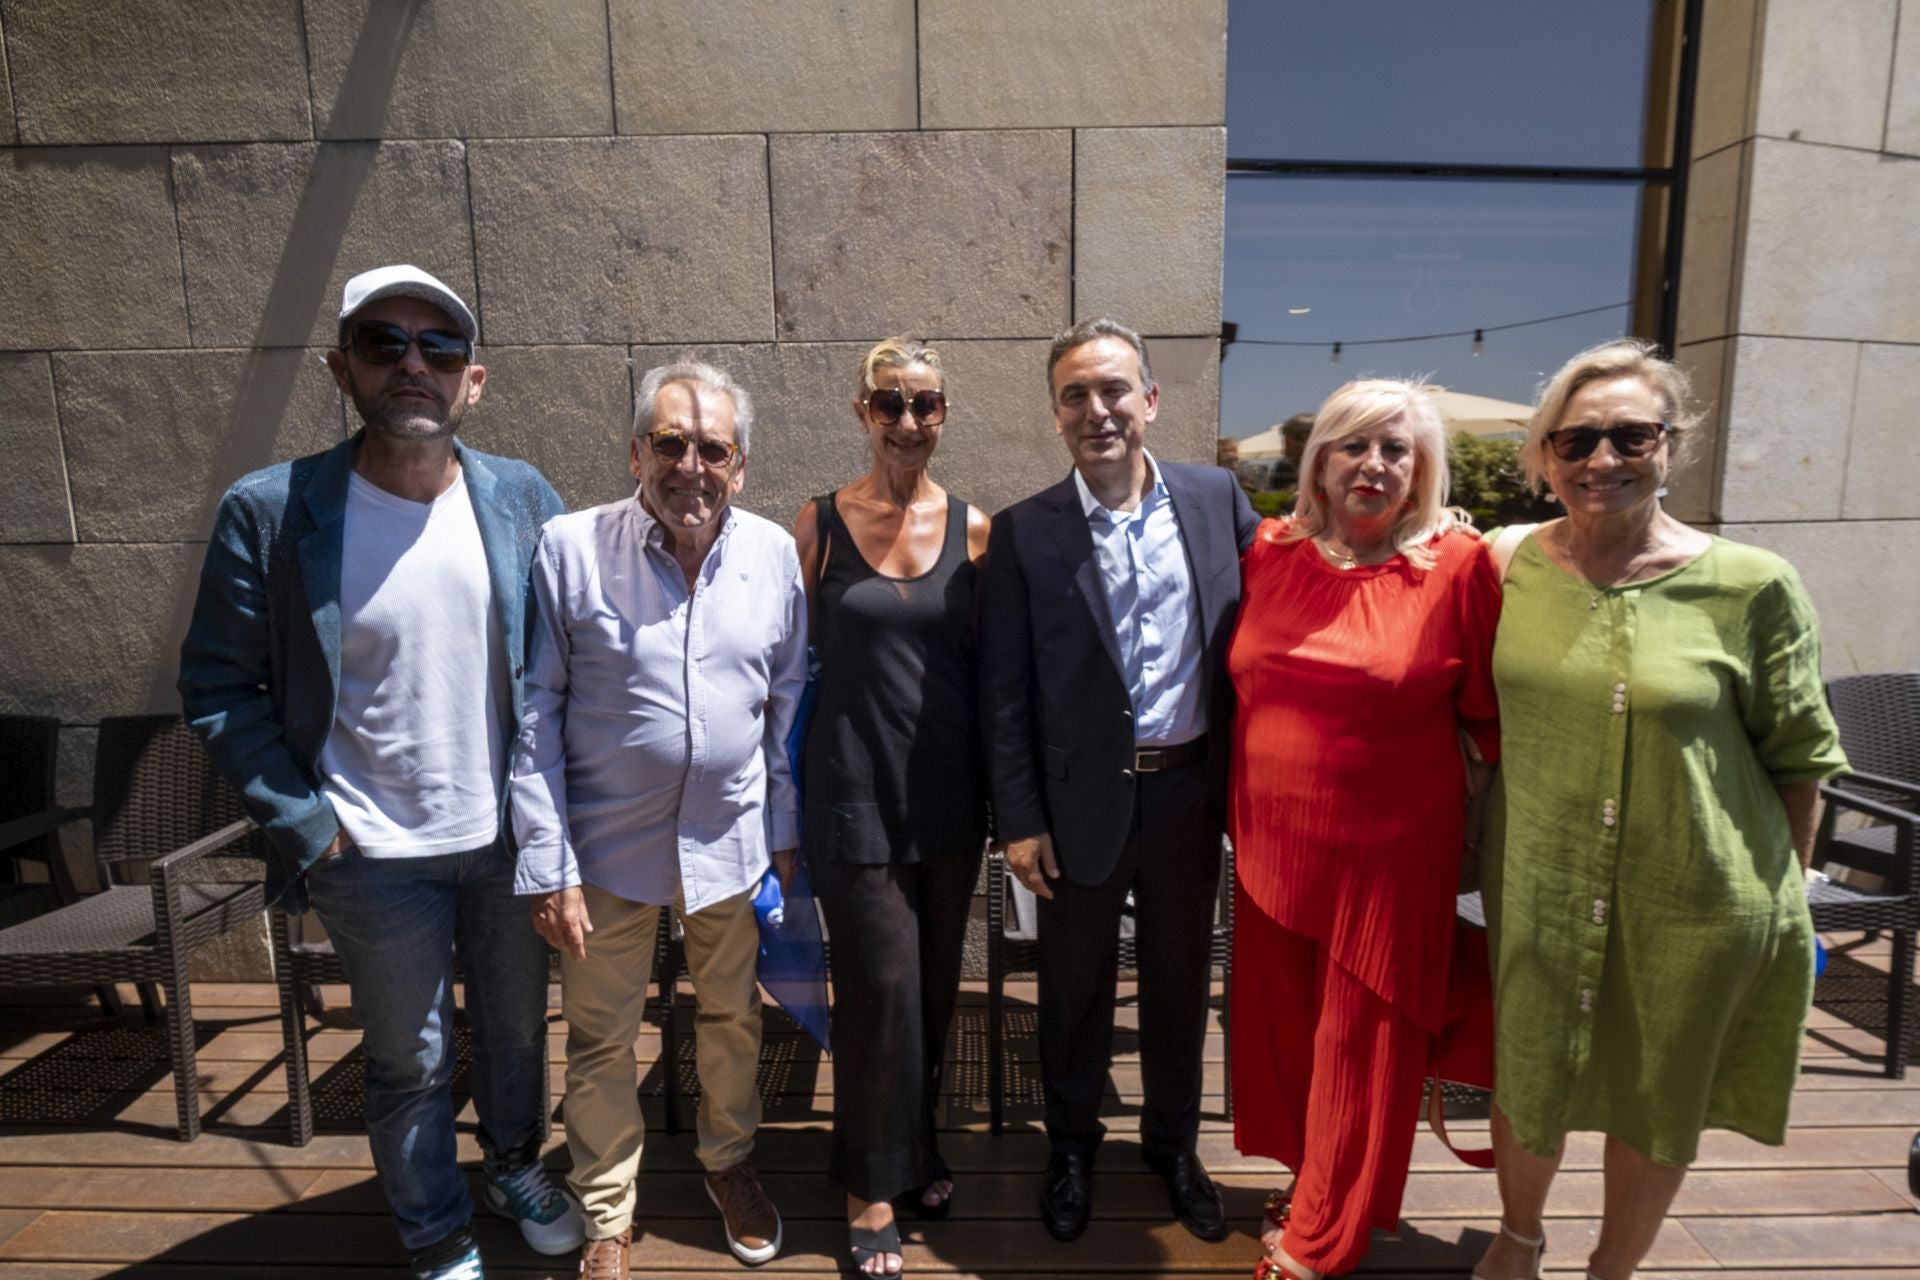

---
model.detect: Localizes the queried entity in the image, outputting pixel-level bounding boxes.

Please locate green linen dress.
[1484,532,1848,1167]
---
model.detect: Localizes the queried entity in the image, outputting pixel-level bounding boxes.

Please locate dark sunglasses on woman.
[346,321,473,374]
[1544,420,1670,462]
[864,387,948,426]
[645,428,741,468]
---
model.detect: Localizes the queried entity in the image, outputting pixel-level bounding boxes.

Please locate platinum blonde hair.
[1521,339,1700,492]
[1287,378,1469,570]
[858,336,943,395]
[632,359,755,455]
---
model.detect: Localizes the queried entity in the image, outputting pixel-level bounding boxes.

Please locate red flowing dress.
[1229,520,1499,1275]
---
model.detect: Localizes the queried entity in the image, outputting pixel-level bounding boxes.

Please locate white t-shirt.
[318,469,507,857]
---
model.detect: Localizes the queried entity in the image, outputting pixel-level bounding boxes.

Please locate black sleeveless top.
[800,493,989,865]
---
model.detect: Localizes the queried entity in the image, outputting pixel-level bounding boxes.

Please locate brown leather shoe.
[704,1161,782,1265]
[579,1227,631,1280]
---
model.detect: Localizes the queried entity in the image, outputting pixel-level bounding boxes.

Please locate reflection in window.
[1221,177,1645,435]
[1227,0,1659,168]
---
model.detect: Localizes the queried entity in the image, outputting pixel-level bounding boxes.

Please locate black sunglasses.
[864,387,948,426]
[645,429,741,469]
[346,321,473,374]
[1544,421,1670,462]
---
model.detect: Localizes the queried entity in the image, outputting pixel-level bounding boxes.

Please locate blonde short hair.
[858,337,942,395]
[1287,378,1469,570]
[1521,339,1701,491]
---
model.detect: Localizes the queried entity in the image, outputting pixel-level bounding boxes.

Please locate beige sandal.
[1470,1222,1545,1280]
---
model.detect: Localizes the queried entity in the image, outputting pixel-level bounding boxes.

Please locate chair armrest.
[151,818,257,880]
[0,806,90,854]
[1821,782,1920,829]
[1829,771,1920,804]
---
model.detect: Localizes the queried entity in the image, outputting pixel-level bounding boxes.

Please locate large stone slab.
[0,9,15,147]
[1717,518,1920,675]
[0,354,75,542]
[1739,139,1920,343]
[919,0,1226,128]
[610,0,915,134]
[1890,0,1920,157]
[54,350,346,543]
[304,0,613,139]
[1752,0,1897,152]
[0,0,311,143]
[770,131,1072,341]
[1691,0,1759,158]
[1669,337,1728,525]
[1842,342,1920,520]
[1718,336,1856,522]
[0,148,190,350]
[455,345,635,514]
[1142,336,1223,466]
[1674,143,1745,347]
[470,137,774,345]
[0,544,206,723]
[1074,128,1224,336]
[172,142,475,349]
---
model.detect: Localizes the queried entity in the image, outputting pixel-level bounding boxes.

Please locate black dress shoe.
[1039,1151,1093,1241]
[1142,1150,1227,1241]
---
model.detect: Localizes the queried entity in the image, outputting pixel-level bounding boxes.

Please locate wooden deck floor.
[0,935,1914,1278]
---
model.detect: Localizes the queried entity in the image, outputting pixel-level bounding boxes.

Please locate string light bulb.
[1330,341,1342,366]
[1472,328,1485,357]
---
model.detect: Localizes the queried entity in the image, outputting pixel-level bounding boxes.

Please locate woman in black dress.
[792,337,991,1277]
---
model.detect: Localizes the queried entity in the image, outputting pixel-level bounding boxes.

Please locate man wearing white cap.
[180,265,581,1280]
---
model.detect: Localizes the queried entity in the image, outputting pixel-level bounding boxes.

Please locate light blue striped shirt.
[1072,453,1206,746]
[510,497,807,914]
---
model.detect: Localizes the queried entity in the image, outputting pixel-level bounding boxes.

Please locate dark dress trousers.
[979,461,1258,1157]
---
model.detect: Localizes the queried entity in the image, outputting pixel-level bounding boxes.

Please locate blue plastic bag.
[753,860,831,1052]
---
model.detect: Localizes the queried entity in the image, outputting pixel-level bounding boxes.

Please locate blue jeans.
[305,840,550,1250]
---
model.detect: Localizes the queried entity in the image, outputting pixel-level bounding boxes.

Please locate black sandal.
[906,1156,955,1221]
[849,1220,903,1275]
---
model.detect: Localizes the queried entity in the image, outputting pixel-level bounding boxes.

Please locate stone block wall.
[0,0,1230,843]
[1675,0,1920,675]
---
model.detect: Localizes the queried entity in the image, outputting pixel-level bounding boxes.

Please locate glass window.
[1227,0,1661,169]
[1221,176,1646,436]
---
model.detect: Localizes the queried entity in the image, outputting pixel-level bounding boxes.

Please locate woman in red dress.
[1230,379,1501,1279]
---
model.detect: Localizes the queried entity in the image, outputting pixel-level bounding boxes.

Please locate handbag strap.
[1426,1080,1496,1169]
[1487,522,1537,583]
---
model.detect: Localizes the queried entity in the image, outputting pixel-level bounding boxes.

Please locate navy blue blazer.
[979,460,1258,885]
[177,433,564,911]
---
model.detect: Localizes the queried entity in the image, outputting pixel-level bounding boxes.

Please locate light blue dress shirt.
[1072,452,1206,747]
[509,497,807,914]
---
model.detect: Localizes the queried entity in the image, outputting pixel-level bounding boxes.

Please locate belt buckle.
[1134,746,1166,773]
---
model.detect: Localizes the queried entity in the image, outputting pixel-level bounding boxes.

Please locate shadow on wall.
[140,1,423,714]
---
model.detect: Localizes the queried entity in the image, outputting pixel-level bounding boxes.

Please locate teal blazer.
[178,433,565,911]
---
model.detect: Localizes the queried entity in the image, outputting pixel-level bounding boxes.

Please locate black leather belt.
[1134,736,1205,773]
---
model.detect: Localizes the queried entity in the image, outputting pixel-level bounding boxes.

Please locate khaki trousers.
[560,881,763,1237]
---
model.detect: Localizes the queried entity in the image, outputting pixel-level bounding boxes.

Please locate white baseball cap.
[337,264,478,345]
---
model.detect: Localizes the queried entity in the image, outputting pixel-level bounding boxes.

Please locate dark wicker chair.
[0,714,67,929]
[274,887,658,1147]
[984,840,1234,1135]
[1809,672,1920,1079]
[0,715,266,1140]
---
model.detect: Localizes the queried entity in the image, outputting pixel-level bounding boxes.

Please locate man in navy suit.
[980,318,1258,1244]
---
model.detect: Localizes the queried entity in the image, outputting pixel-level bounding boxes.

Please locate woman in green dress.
[1470,340,1848,1280]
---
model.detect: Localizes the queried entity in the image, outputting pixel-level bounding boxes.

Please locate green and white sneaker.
[481,1146,585,1256]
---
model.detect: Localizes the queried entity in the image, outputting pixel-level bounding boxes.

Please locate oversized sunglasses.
[346,321,473,374]
[645,428,741,468]
[1544,421,1670,462]
[864,387,948,426]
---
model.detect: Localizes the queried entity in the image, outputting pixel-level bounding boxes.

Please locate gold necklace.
[1317,534,1387,570]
